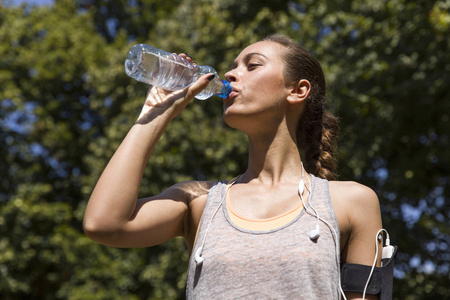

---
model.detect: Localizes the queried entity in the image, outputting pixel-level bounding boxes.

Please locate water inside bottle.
[125,44,230,100]
[125,46,197,91]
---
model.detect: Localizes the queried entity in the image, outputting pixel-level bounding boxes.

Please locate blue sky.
[10,0,54,5]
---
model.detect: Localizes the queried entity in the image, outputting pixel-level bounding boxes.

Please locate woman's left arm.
[330,181,383,300]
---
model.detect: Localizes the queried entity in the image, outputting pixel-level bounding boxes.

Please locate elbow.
[83,218,104,241]
[83,218,99,238]
[83,217,119,246]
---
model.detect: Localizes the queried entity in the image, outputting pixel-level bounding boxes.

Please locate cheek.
[246,73,287,100]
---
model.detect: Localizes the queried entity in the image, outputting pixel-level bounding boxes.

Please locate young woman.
[84,35,383,299]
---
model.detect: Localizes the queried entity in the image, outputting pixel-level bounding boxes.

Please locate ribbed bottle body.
[125,44,230,100]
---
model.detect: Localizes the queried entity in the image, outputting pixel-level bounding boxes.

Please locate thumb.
[184,73,215,100]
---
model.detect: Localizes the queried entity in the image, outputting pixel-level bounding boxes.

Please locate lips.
[228,91,239,98]
[224,86,239,101]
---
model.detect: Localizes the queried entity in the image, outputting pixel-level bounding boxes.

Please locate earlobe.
[287,79,311,104]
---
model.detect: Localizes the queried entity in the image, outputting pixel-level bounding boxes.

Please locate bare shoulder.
[132,180,218,251]
[164,180,219,251]
[173,180,216,212]
[136,179,217,229]
[161,180,216,201]
[328,180,380,213]
[156,180,216,218]
[329,180,383,266]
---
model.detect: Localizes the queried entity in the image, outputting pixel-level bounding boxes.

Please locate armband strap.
[341,246,397,300]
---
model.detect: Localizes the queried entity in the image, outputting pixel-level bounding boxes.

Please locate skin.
[84,42,383,300]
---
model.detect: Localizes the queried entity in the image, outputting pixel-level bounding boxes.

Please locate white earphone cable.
[194,179,238,264]
[298,167,347,300]
[362,228,388,299]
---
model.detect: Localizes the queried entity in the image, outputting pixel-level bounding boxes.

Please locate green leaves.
[0,0,449,299]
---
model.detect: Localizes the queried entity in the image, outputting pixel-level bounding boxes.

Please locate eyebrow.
[230,52,268,70]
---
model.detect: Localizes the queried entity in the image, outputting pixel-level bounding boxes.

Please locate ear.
[286,79,311,104]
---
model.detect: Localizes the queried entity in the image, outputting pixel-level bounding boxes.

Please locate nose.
[224,69,237,82]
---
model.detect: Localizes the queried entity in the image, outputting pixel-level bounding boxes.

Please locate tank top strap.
[311,175,340,241]
[192,181,227,248]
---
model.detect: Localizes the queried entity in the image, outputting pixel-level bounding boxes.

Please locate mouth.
[224,86,239,101]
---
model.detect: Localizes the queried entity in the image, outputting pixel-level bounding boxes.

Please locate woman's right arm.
[83,73,214,248]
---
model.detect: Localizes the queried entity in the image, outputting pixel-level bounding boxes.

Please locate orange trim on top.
[226,188,304,231]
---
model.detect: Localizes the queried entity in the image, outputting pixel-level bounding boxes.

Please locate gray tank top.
[186,175,341,299]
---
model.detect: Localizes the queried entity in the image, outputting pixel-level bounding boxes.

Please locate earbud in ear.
[195,246,204,264]
[309,224,320,240]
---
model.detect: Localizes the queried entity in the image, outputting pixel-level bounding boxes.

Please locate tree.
[0,1,147,298]
[0,0,448,299]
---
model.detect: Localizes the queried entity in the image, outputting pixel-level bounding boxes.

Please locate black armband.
[341,246,397,300]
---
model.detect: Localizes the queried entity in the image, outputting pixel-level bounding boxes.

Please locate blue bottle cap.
[218,80,232,98]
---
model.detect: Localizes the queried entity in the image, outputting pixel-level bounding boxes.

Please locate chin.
[223,107,244,129]
[223,110,239,129]
[223,107,258,132]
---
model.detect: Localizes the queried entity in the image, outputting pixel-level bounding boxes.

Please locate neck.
[241,124,306,185]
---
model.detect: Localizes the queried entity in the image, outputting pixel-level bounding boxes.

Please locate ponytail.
[299,108,339,180]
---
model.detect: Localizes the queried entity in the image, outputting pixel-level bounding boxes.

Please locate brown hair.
[262,34,339,180]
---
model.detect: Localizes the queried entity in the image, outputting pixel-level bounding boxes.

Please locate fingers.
[145,86,170,105]
[179,53,196,65]
[137,73,213,122]
[183,73,214,100]
[139,50,210,117]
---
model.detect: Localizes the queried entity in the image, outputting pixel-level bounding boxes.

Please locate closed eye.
[247,63,260,70]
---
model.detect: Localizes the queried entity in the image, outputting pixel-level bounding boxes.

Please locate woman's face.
[223,41,292,130]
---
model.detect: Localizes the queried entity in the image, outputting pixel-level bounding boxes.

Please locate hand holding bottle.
[125,44,230,100]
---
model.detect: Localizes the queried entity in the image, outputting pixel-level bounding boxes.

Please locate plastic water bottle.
[125,44,231,100]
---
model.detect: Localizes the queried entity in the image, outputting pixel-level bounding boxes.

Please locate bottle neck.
[218,80,231,98]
